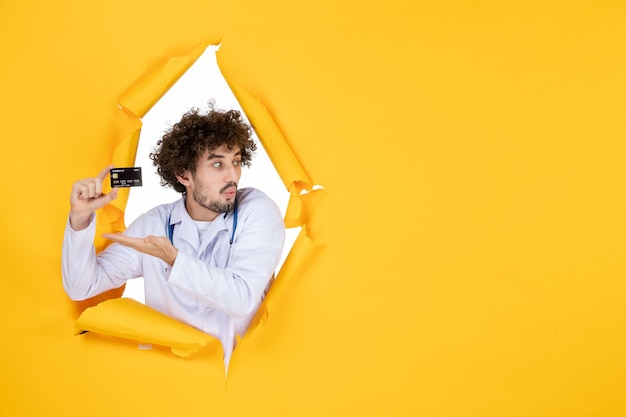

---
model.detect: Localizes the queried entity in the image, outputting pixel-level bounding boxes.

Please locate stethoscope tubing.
[167,200,238,245]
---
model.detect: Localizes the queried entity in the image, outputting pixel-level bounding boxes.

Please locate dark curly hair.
[150,105,256,194]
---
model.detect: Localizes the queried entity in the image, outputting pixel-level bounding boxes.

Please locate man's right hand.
[69,165,119,231]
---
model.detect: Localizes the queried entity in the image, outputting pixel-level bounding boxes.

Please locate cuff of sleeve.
[166,250,189,284]
[67,212,96,242]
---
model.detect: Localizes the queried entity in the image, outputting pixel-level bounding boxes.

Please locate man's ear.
[176,170,191,187]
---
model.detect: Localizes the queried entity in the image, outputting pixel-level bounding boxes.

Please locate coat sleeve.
[166,196,285,318]
[61,214,143,300]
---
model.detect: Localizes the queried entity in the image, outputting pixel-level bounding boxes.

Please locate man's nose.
[224,164,239,182]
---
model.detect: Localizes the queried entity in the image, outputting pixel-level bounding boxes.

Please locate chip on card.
[110,167,142,188]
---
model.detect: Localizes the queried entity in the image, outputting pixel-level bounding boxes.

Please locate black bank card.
[110,167,142,188]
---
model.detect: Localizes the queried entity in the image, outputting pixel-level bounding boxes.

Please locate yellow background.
[1,1,626,416]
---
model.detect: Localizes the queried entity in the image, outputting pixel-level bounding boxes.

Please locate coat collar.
[168,195,234,251]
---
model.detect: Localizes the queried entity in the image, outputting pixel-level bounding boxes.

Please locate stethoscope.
[166,199,239,247]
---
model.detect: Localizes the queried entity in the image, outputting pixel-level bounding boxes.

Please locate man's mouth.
[222,183,237,198]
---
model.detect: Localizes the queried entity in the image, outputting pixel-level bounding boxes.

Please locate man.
[62,106,286,366]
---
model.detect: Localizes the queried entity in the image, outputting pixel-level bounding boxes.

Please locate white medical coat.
[62,187,286,368]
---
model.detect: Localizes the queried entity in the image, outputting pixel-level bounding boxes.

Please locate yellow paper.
[80,44,323,354]
[118,42,210,119]
[75,298,218,358]
[227,84,312,191]
[3,1,626,416]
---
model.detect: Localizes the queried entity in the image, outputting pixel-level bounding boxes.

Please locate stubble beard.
[192,181,237,214]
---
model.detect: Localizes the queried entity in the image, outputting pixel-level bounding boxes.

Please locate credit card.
[110,167,142,188]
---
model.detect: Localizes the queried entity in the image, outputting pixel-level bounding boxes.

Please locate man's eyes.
[211,160,242,168]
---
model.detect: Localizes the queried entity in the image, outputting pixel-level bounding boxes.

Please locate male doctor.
[62,106,286,367]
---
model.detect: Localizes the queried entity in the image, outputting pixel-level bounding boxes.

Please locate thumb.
[102,188,119,205]
[145,235,168,246]
[90,188,118,211]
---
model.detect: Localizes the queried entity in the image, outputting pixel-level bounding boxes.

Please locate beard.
[191,180,237,214]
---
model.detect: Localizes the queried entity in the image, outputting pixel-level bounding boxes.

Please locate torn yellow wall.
[67,43,323,368]
[1,1,626,416]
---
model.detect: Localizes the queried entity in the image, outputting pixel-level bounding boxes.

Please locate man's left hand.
[103,233,178,266]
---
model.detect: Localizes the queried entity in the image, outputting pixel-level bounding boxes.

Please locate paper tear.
[242,224,324,342]
[82,42,326,371]
[118,42,209,119]
[94,42,212,248]
[226,85,316,224]
[75,298,218,358]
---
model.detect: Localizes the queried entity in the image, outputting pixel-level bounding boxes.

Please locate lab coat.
[62,187,286,369]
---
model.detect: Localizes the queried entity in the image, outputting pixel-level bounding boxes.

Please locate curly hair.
[150,105,256,194]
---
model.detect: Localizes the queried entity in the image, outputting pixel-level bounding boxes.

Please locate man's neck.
[184,195,219,221]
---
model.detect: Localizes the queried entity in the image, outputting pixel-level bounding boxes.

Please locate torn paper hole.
[83,43,322,375]
[122,45,299,303]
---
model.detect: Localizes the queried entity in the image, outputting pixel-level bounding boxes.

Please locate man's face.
[184,144,242,220]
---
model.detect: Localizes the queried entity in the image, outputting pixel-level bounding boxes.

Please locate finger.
[71,181,88,200]
[102,232,130,244]
[91,166,112,197]
[96,165,114,182]
[144,235,168,246]
[103,234,145,252]
[98,188,118,206]
[102,233,127,247]
[88,180,98,199]
[73,180,96,200]
[102,232,119,241]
